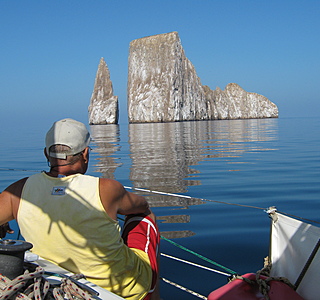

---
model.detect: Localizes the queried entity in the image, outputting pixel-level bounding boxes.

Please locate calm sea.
[1,117,319,299]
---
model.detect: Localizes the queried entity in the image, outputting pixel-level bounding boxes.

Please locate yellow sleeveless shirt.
[18,172,151,300]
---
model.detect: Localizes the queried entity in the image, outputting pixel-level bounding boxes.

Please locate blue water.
[1,117,319,299]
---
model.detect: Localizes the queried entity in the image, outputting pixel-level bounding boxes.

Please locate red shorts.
[122,215,160,299]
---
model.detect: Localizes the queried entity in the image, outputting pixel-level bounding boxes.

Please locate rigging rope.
[161,253,231,277]
[125,186,320,225]
[235,263,296,300]
[161,277,207,300]
[161,236,237,275]
[276,210,320,225]
[124,186,267,211]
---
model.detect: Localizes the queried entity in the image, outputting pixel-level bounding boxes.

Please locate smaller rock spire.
[88,57,119,124]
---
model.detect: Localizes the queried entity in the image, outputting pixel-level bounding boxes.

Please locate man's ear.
[44,147,49,160]
[83,147,89,163]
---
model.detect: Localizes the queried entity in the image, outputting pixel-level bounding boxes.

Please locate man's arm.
[99,178,149,220]
[0,178,27,225]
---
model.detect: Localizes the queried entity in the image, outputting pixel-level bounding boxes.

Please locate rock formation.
[88,58,119,124]
[128,32,208,123]
[204,83,278,119]
[127,32,278,123]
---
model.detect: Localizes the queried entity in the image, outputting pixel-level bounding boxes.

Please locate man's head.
[45,118,90,159]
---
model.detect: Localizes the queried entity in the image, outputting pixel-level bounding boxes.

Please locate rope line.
[126,186,320,225]
[161,277,207,299]
[0,265,99,300]
[124,186,266,211]
[239,263,296,300]
[161,253,231,277]
[161,236,237,275]
[277,210,320,225]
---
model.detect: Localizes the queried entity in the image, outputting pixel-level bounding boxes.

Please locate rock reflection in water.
[91,119,278,239]
[128,119,277,202]
[157,214,190,223]
[129,122,206,194]
[90,124,121,180]
[160,230,195,239]
[203,119,278,163]
[157,214,195,239]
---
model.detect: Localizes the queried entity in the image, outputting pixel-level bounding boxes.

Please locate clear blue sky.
[1,0,319,127]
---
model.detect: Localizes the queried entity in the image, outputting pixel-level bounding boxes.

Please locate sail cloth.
[270,212,320,300]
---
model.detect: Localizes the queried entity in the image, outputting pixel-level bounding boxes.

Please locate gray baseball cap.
[45,118,91,159]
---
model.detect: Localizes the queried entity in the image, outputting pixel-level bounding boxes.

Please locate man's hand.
[0,222,14,239]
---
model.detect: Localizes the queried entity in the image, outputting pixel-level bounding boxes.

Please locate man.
[0,118,160,300]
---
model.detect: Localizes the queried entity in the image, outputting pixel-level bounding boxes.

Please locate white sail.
[270,212,320,300]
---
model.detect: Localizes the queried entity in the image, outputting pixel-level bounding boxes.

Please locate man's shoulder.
[99,178,122,188]
[5,177,29,193]
[99,178,125,199]
[2,177,29,204]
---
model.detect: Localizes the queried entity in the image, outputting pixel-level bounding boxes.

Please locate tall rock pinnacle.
[88,57,119,124]
[127,32,208,123]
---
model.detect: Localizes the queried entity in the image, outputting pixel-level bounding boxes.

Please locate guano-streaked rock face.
[204,83,279,120]
[88,58,119,124]
[128,32,208,123]
[127,32,278,123]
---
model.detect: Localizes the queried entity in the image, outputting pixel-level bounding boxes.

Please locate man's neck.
[45,168,79,177]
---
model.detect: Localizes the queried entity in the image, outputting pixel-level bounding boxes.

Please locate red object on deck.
[207,273,304,300]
